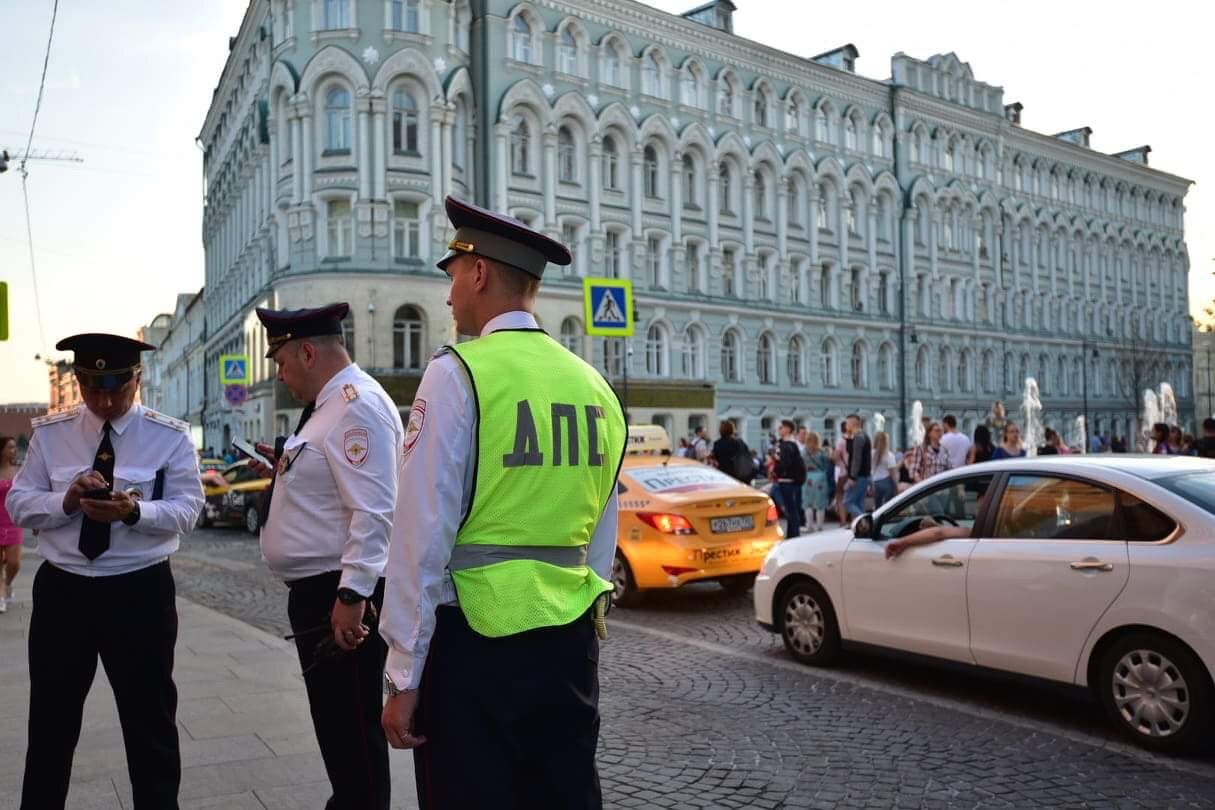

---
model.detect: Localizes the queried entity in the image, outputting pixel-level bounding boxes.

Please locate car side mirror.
[851,513,874,539]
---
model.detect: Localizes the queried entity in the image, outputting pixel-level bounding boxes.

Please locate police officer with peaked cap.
[6,333,204,809]
[252,302,403,810]
[379,197,628,809]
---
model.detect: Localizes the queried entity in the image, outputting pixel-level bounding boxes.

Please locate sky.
[1,0,1211,404]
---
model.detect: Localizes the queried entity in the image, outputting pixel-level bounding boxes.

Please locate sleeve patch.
[403,398,426,459]
[344,427,370,467]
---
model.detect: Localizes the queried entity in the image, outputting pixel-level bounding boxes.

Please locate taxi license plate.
[710,515,754,534]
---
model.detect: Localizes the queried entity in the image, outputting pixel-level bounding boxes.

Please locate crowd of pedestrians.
[688,409,1215,537]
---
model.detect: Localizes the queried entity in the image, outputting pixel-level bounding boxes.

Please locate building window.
[787,337,805,385]
[605,231,621,279]
[844,118,856,150]
[718,164,732,214]
[392,305,424,370]
[753,92,767,127]
[510,118,530,175]
[645,324,669,376]
[641,52,662,97]
[788,182,800,225]
[878,343,893,390]
[686,242,701,293]
[681,67,699,108]
[850,267,863,311]
[718,80,734,116]
[643,145,660,199]
[646,235,663,287]
[558,126,577,183]
[390,0,419,32]
[561,222,580,275]
[851,341,867,389]
[602,136,620,190]
[325,87,352,152]
[878,272,889,314]
[323,0,349,29]
[757,333,775,384]
[558,28,578,75]
[821,339,837,387]
[341,313,355,362]
[681,326,704,378]
[754,172,767,219]
[682,154,696,208]
[392,200,420,258]
[560,317,582,355]
[815,108,828,143]
[603,46,622,87]
[511,15,533,63]
[721,331,740,382]
[326,199,353,256]
[722,248,736,297]
[758,254,771,300]
[392,90,419,154]
[603,339,625,377]
[916,347,931,389]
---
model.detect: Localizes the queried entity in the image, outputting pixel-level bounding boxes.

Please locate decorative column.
[588,136,602,235]
[629,148,643,238]
[290,112,303,204]
[776,176,788,259]
[494,123,509,212]
[441,106,455,201]
[541,125,558,234]
[669,150,683,244]
[867,208,878,279]
[357,93,372,200]
[268,117,279,208]
[299,103,313,200]
[742,173,754,254]
[838,195,850,274]
[371,93,386,200]
[429,108,444,208]
[808,189,820,266]
[706,161,720,247]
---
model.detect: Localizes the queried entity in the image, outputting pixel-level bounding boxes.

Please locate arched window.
[757,333,775,384]
[681,325,705,379]
[815,107,828,142]
[602,135,619,190]
[641,52,662,97]
[510,117,530,174]
[1057,356,1068,396]
[915,346,930,389]
[821,338,838,387]
[557,126,577,183]
[787,336,805,386]
[323,0,349,29]
[602,42,623,87]
[878,343,894,390]
[787,178,801,225]
[391,90,418,154]
[754,172,767,218]
[718,78,734,116]
[718,163,732,213]
[958,350,972,393]
[844,117,857,150]
[851,341,867,389]
[325,87,352,152]
[645,324,669,376]
[981,350,995,393]
[681,65,700,107]
[721,331,740,382]
[682,154,696,208]
[559,317,582,355]
[391,199,420,258]
[390,0,421,32]
[392,305,425,370]
[643,145,660,199]
[753,90,768,127]
[511,15,532,63]
[558,28,578,75]
[937,347,952,391]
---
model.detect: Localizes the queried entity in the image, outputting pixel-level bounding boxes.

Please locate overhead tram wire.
[18,0,62,357]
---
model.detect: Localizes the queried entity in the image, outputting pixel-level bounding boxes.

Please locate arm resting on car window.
[884,524,971,559]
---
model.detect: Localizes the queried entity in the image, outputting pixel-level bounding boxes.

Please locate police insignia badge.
[341,383,359,402]
[344,427,369,467]
[403,398,426,459]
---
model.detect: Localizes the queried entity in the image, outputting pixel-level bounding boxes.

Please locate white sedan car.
[755,455,1215,753]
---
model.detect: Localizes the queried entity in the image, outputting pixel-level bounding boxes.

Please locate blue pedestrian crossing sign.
[583,278,633,337]
[219,354,250,385]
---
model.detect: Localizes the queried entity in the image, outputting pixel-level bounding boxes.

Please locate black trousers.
[414,605,603,810]
[22,560,180,810]
[286,572,390,810]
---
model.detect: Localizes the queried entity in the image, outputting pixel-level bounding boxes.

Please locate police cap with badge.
[56,333,155,390]
[255,302,350,358]
[436,196,572,278]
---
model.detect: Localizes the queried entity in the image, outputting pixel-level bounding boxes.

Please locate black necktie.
[264,402,315,525]
[79,421,114,560]
[294,401,315,435]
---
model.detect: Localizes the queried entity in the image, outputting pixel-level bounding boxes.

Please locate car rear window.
[626,465,740,494]
[1157,473,1215,516]
[1117,493,1177,542]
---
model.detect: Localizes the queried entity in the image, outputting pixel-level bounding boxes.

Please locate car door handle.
[931,555,964,567]
[1069,560,1114,572]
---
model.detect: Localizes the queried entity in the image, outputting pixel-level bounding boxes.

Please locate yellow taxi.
[198,460,272,534]
[611,426,783,606]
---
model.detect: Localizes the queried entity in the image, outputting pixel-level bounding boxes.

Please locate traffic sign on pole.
[219,354,250,385]
[583,278,633,337]
[224,384,248,408]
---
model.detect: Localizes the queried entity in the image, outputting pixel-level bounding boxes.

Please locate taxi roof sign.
[583,278,633,337]
[626,424,671,455]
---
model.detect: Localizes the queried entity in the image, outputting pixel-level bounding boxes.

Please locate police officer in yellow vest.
[379,196,626,808]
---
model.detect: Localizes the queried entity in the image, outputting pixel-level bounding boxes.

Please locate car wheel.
[244,504,261,534]
[778,580,841,666]
[718,573,754,594]
[1097,631,1212,753]
[610,553,642,608]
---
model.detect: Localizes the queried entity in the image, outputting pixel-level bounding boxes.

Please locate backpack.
[731,440,755,482]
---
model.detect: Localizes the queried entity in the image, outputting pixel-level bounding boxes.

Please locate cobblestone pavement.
[171,528,1215,808]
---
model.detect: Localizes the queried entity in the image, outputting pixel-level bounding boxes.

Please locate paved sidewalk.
[0,554,418,810]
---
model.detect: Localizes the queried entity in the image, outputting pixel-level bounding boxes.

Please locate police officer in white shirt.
[380,197,627,809]
[6,333,203,810]
[252,303,403,810]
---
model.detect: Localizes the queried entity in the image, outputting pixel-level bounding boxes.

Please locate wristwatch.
[384,673,403,698]
[121,498,141,526]
[336,587,366,605]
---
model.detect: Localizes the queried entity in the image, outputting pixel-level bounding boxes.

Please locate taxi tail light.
[661,565,698,576]
[765,502,779,526]
[637,512,697,535]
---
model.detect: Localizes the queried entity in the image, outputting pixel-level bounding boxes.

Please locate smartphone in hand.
[82,487,112,500]
[232,438,275,468]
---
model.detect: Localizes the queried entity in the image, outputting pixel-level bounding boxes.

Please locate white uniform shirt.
[5,404,203,577]
[940,430,972,470]
[259,363,404,596]
[380,311,620,691]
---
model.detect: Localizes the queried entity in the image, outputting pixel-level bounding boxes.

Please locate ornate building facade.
[194,0,1193,450]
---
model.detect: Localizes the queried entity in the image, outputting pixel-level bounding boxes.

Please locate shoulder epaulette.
[431,346,452,360]
[341,383,360,403]
[143,408,190,433]
[31,408,80,429]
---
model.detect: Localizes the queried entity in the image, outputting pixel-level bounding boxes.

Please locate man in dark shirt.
[771,420,806,538]
[839,414,872,522]
[711,421,752,482]
[1195,418,1215,459]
